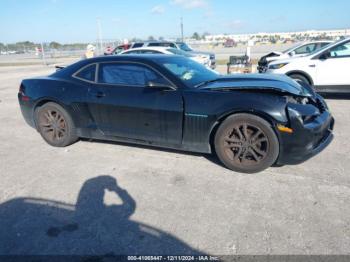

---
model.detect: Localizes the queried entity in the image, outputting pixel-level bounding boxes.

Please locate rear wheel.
[36,102,78,147]
[214,114,279,173]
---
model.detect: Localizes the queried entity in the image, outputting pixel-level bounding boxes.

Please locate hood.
[199,74,312,97]
[263,51,283,58]
[268,55,310,66]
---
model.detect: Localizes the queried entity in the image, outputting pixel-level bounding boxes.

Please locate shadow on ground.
[0,175,204,255]
[82,138,229,170]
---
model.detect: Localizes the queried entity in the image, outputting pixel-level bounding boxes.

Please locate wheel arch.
[32,98,72,131]
[209,109,280,150]
[286,70,314,86]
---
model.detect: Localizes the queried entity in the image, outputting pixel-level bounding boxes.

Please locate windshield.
[157,56,219,87]
[282,44,300,54]
[166,48,194,57]
[177,43,193,52]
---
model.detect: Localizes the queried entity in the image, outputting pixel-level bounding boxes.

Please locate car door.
[313,40,350,87]
[87,62,183,146]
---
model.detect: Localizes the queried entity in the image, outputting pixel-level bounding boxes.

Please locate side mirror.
[290,51,296,56]
[320,51,331,60]
[147,81,174,90]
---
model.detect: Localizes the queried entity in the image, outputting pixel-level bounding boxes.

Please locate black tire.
[214,113,279,173]
[35,102,78,147]
[288,74,311,85]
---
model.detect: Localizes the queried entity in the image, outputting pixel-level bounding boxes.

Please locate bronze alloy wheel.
[223,123,269,166]
[39,109,67,143]
[215,113,279,173]
[36,102,78,147]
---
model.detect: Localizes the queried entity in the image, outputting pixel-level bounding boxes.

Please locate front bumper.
[276,98,335,165]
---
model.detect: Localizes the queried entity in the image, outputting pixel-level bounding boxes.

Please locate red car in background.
[104,44,131,55]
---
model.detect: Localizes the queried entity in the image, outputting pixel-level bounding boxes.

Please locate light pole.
[180,17,184,42]
[41,42,47,65]
[96,18,103,54]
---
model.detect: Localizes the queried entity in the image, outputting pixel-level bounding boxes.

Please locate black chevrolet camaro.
[18,55,334,173]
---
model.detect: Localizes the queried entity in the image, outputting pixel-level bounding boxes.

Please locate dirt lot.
[0,65,350,255]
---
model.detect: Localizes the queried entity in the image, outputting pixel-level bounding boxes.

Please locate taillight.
[19,84,25,96]
[19,84,30,101]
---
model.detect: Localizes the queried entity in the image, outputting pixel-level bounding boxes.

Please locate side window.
[75,64,96,82]
[294,44,316,55]
[123,50,140,54]
[132,43,144,48]
[98,63,169,86]
[148,43,161,47]
[330,42,350,58]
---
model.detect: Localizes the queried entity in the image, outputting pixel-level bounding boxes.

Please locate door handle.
[309,64,316,68]
[94,91,106,98]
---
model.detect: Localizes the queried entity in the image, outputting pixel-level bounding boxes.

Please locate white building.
[204,29,350,43]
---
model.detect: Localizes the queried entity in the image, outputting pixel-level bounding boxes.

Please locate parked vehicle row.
[258,41,332,73]
[19,55,334,173]
[106,41,216,69]
[265,38,350,93]
[119,47,211,68]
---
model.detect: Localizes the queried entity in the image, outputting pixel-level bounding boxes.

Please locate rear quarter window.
[75,64,96,82]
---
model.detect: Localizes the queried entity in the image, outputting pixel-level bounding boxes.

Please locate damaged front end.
[276,93,335,165]
[257,52,282,73]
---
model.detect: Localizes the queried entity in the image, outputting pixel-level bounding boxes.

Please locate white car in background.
[120,47,211,68]
[258,41,332,73]
[266,38,350,93]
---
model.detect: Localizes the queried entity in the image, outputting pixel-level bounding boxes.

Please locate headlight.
[269,63,289,70]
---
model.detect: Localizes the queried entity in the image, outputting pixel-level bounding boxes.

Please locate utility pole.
[96,17,103,55]
[41,42,47,65]
[180,17,184,42]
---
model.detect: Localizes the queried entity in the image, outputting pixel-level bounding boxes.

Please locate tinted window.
[294,44,317,55]
[75,64,96,82]
[122,50,141,54]
[98,63,168,86]
[330,41,350,57]
[132,43,144,48]
[148,43,176,48]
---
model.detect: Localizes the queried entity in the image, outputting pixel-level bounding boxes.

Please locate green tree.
[192,32,200,40]
[49,41,61,49]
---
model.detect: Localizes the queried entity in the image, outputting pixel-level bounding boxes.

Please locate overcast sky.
[1,0,350,43]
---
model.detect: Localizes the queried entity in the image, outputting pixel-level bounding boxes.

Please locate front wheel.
[214,114,279,173]
[289,74,311,86]
[36,102,78,147]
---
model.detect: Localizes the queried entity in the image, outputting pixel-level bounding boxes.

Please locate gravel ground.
[0,65,350,256]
